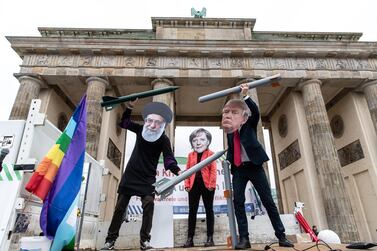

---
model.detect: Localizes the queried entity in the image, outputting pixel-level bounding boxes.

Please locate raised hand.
[240,83,249,96]
[127,98,138,109]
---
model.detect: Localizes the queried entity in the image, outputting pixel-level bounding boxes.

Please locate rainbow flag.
[25,137,65,200]
[25,95,86,201]
[26,95,86,250]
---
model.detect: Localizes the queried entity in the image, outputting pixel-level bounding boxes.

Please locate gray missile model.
[101,86,180,111]
[198,74,281,103]
[154,149,227,199]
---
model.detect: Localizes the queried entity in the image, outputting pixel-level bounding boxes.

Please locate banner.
[127,157,260,218]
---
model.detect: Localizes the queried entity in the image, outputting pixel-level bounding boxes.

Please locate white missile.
[154,149,226,199]
[198,74,281,103]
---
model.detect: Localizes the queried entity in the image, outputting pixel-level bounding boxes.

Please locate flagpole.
[76,162,92,251]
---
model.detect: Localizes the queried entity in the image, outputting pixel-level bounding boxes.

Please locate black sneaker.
[204,236,214,247]
[140,240,153,250]
[235,237,251,250]
[278,237,294,247]
[101,240,115,250]
[182,237,194,248]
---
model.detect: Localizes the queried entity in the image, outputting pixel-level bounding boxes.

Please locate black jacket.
[226,97,269,173]
[117,108,180,196]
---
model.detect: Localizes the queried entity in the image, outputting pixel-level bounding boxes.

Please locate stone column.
[151,78,175,145]
[299,79,359,242]
[9,75,46,120]
[360,80,377,134]
[86,77,109,159]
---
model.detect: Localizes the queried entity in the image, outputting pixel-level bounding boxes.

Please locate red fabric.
[295,211,319,242]
[233,130,242,167]
[184,149,217,190]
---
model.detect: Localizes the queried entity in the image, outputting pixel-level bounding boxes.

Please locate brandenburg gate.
[7,16,377,243]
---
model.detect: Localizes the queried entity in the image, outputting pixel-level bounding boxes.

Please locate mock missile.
[101,86,180,111]
[198,74,281,103]
[154,149,227,199]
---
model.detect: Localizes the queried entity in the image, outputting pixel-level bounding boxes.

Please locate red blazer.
[184,149,217,190]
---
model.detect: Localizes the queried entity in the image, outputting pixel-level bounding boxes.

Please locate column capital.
[359,79,377,91]
[86,76,109,88]
[297,78,322,91]
[151,78,174,88]
[14,73,47,89]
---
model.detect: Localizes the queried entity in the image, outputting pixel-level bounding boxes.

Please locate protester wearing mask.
[221,84,293,249]
[183,128,217,248]
[101,99,181,250]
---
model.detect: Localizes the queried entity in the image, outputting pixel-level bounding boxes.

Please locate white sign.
[127,159,262,218]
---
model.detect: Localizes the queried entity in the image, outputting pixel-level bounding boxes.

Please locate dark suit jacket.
[226,97,269,173]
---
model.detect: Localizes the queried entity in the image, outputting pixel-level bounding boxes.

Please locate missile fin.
[154,177,171,187]
[105,106,114,111]
[159,188,174,200]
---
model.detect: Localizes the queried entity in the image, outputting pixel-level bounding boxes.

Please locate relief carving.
[80,56,92,66]
[36,55,49,65]
[26,54,376,73]
[125,57,136,66]
[278,139,301,170]
[315,58,328,69]
[167,57,178,66]
[338,139,364,167]
[354,59,369,70]
[146,57,157,66]
[107,138,122,169]
[335,59,348,70]
[59,56,73,66]
[230,58,243,68]
[208,58,222,68]
[251,58,266,68]
[188,58,201,67]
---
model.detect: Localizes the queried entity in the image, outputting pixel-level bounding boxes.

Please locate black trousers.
[232,164,285,239]
[106,193,155,243]
[187,177,215,238]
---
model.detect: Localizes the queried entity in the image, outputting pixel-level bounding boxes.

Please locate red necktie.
[233,130,242,167]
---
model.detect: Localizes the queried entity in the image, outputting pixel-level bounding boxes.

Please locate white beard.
[142,124,165,142]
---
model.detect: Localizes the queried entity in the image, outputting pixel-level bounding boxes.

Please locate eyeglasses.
[145,117,164,127]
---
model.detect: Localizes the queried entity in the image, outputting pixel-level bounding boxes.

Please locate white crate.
[20,236,51,251]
